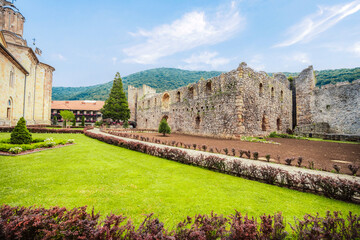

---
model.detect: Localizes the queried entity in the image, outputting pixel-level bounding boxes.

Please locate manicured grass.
[0,133,359,228]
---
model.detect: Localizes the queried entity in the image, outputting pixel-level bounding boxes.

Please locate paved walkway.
[89,128,360,183]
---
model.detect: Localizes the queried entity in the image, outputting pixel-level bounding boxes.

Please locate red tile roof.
[51,100,105,111]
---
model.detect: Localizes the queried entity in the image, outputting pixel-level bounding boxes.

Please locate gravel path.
[89,128,360,183]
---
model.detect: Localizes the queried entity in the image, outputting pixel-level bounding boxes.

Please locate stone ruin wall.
[130,63,292,138]
[311,80,360,135]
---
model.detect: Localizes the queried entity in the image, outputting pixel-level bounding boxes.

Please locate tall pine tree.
[101,72,130,122]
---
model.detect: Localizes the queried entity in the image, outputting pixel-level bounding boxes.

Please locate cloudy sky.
[16,0,360,87]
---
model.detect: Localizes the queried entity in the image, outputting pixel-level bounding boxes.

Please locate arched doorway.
[206,81,212,95]
[176,91,181,102]
[262,114,268,131]
[277,118,281,131]
[195,116,201,129]
[162,93,170,110]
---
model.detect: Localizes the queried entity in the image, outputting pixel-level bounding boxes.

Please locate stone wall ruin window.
[259,83,263,97]
[154,98,157,106]
[161,93,170,110]
[176,91,181,102]
[277,118,281,131]
[195,116,201,129]
[280,90,284,102]
[147,100,150,108]
[262,114,268,131]
[271,87,274,100]
[206,81,212,95]
[189,87,194,99]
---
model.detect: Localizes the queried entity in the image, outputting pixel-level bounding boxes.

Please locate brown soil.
[134,132,360,175]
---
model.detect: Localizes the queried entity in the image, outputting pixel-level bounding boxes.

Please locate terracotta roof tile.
[51,100,105,111]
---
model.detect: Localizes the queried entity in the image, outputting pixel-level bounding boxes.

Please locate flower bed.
[0,205,359,239]
[85,130,360,202]
[0,138,75,155]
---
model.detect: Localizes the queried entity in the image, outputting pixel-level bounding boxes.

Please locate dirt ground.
[133,132,360,175]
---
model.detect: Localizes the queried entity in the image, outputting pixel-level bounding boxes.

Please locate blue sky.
[15,0,360,87]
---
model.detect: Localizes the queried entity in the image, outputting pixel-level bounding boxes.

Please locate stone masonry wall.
[311,80,360,135]
[130,62,292,138]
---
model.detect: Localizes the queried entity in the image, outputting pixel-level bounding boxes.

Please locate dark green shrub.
[253,152,259,160]
[158,119,171,136]
[10,117,32,144]
[81,115,85,127]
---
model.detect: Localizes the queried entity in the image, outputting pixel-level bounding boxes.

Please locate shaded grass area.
[0,133,359,228]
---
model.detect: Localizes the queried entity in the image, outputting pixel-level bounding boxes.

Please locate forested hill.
[52,68,223,101]
[52,67,360,101]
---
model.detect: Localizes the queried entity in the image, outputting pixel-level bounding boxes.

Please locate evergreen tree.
[158,119,171,136]
[10,117,32,144]
[72,117,76,127]
[81,115,85,127]
[101,72,130,122]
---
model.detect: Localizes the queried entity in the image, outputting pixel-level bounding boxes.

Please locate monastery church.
[0,0,54,126]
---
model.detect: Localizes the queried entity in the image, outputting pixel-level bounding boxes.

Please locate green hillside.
[52,67,360,101]
[52,68,223,101]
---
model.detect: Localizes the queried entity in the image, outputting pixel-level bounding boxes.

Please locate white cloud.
[350,41,360,56]
[123,1,244,64]
[112,57,118,65]
[54,54,67,61]
[275,0,360,47]
[180,51,230,70]
[287,52,311,64]
[249,54,265,71]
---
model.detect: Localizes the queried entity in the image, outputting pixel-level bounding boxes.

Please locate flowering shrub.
[0,205,358,239]
[85,130,360,202]
[8,147,22,154]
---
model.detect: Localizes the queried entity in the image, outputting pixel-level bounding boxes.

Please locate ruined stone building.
[0,0,55,126]
[128,62,360,138]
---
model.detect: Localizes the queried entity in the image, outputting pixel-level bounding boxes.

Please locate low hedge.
[0,138,69,154]
[0,205,359,239]
[85,130,360,202]
[0,126,87,134]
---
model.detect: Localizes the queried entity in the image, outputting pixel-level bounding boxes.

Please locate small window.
[147,100,150,108]
[176,91,181,102]
[206,81,212,95]
[271,87,274,99]
[259,83,263,97]
[280,90,284,102]
[189,87,194,99]
[9,67,14,88]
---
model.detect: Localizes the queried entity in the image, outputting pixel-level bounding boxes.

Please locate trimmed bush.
[10,117,32,144]
[158,119,171,136]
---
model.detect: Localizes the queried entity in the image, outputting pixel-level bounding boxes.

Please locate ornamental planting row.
[1,205,359,240]
[85,130,360,202]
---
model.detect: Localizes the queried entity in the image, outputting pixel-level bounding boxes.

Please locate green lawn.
[0,133,359,228]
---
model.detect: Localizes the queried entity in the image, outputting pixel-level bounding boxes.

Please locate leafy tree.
[10,117,32,144]
[72,117,76,127]
[101,72,130,122]
[158,119,171,136]
[81,115,85,127]
[52,115,58,125]
[60,110,75,128]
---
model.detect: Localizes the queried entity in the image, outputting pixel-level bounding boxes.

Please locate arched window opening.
[162,115,169,122]
[280,90,284,102]
[7,98,12,120]
[259,83,263,97]
[145,119,148,128]
[147,100,150,108]
[189,87,194,99]
[176,91,181,102]
[195,116,201,129]
[206,81,212,95]
[277,118,281,131]
[262,114,268,131]
[154,98,157,106]
[162,93,170,110]
[271,87,274,100]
